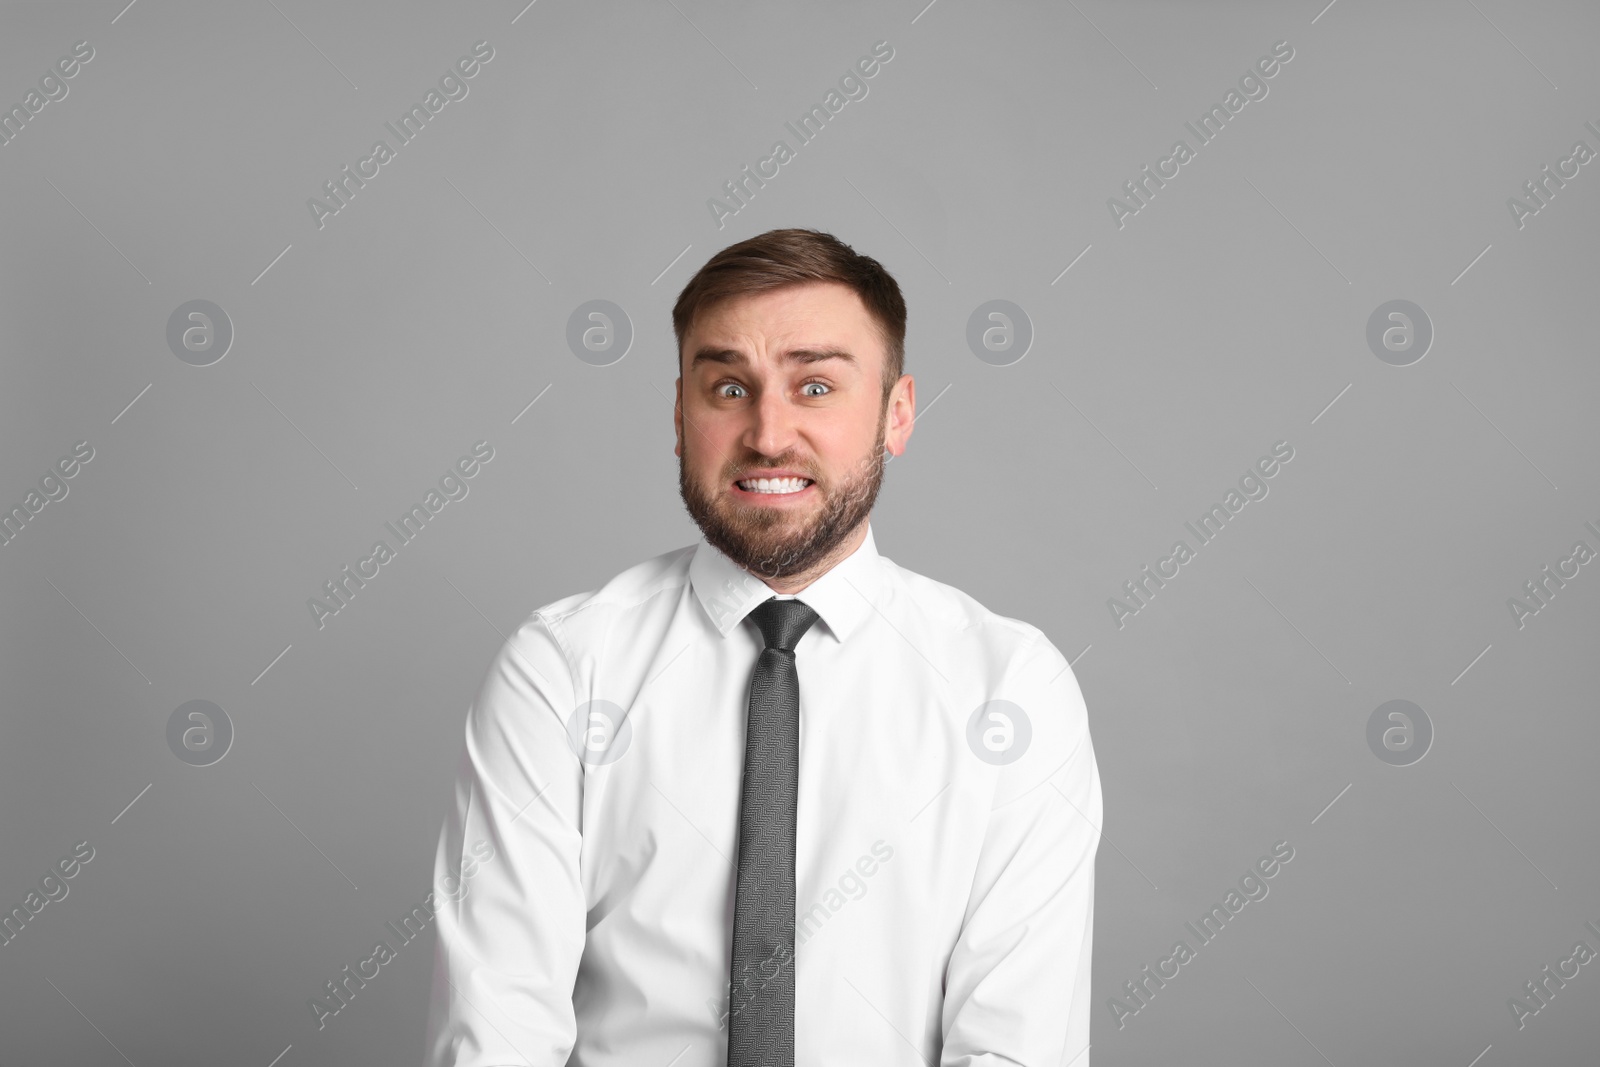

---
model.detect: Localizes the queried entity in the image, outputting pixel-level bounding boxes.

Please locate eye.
[713,379,832,399]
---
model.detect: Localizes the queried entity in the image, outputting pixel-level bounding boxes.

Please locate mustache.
[731,466,816,479]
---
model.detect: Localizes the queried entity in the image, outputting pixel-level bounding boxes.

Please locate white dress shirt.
[421,521,1101,1067]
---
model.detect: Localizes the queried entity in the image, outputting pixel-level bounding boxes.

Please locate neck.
[754,520,868,595]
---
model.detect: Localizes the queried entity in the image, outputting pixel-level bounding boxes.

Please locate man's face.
[675,281,914,587]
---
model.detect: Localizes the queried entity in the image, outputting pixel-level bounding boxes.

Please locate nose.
[743,378,801,460]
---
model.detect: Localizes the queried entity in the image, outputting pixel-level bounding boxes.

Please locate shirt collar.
[689,521,883,643]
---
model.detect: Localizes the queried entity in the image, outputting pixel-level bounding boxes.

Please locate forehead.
[684,281,883,362]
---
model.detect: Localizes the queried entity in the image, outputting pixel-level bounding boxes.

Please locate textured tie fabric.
[727,595,821,1067]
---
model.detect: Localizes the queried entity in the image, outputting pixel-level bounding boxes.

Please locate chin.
[679,443,883,580]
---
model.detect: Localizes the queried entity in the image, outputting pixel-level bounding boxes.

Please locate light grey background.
[2,1,1596,1064]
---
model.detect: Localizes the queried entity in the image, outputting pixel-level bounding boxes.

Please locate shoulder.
[536,542,696,622]
[473,543,698,714]
[507,542,697,658]
[880,554,1063,675]
[883,555,1090,794]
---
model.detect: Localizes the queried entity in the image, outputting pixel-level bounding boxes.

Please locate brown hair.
[672,228,906,404]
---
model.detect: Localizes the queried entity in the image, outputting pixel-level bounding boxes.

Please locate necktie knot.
[747,596,820,653]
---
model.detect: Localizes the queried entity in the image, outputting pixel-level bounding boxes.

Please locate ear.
[884,374,915,457]
[674,377,684,458]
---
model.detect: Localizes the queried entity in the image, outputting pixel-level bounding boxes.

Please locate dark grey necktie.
[727,595,820,1067]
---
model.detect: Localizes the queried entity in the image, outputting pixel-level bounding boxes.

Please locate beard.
[679,400,887,582]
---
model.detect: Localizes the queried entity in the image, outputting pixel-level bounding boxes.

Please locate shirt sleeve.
[421,613,587,1067]
[940,633,1103,1067]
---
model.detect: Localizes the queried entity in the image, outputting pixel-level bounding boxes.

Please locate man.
[422,229,1101,1066]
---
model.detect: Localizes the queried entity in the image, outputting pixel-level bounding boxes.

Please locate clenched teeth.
[737,477,812,494]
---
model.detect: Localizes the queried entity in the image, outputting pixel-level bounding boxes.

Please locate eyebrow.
[689,346,857,372]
